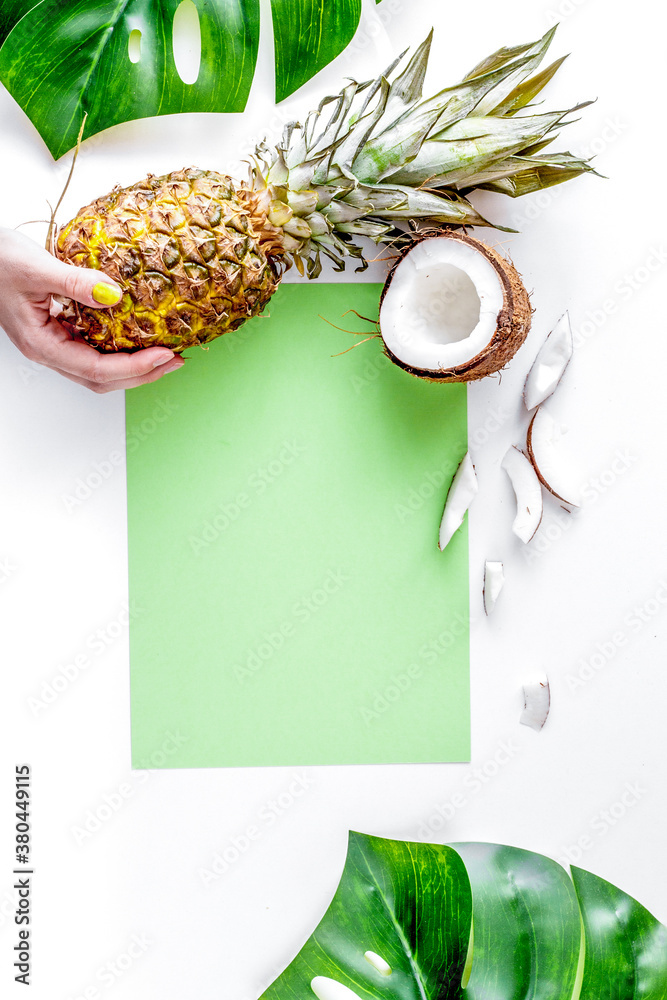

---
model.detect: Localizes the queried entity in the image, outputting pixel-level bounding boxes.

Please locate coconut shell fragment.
[502,445,543,543]
[520,675,551,730]
[379,230,532,383]
[483,561,505,615]
[439,452,478,551]
[527,408,580,507]
[524,311,573,410]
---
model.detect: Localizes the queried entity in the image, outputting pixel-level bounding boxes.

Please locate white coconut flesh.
[520,675,551,731]
[380,239,505,373]
[502,446,543,543]
[524,311,573,410]
[483,560,505,615]
[527,408,581,507]
[439,452,478,551]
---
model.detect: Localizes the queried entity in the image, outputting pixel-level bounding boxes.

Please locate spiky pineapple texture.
[56,170,281,352]
[56,26,594,354]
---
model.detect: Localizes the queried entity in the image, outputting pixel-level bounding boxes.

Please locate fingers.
[1,229,186,393]
[37,252,123,309]
[1,229,124,309]
[36,318,183,390]
[47,354,186,393]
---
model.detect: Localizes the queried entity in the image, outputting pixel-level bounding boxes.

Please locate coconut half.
[379,231,532,382]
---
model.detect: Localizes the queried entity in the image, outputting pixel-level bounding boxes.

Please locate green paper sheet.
[127,283,470,768]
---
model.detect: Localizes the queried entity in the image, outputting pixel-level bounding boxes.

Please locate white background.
[1,0,666,996]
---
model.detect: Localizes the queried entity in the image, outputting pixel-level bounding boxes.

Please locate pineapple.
[55,27,593,354]
[56,170,282,351]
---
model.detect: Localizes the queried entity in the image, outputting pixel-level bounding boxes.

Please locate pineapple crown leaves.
[251,25,597,275]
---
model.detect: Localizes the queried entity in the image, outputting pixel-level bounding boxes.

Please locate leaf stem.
[45,113,87,253]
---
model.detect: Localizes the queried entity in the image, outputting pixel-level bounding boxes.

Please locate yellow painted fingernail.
[92,281,122,306]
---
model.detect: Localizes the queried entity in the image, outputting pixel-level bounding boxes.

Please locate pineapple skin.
[55,168,282,353]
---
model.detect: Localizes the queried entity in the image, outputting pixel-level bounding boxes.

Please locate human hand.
[0,227,184,392]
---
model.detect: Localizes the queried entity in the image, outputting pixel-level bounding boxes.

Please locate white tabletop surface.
[1,0,666,996]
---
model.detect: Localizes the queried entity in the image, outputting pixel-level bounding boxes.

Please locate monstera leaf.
[453,843,583,999]
[0,0,363,158]
[572,866,667,998]
[262,833,667,1000]
[271,0,361,103]
[261,832,473,999]
[0,1,38,47]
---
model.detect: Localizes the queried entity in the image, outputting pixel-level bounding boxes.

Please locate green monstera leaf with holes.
[262,832,473,999]
[0,0,362,158]
[262,833,667,1000]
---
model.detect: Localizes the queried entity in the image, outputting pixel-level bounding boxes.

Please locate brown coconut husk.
[379,228,533,383]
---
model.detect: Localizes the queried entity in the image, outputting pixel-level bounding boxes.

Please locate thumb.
[43,254,123,310]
